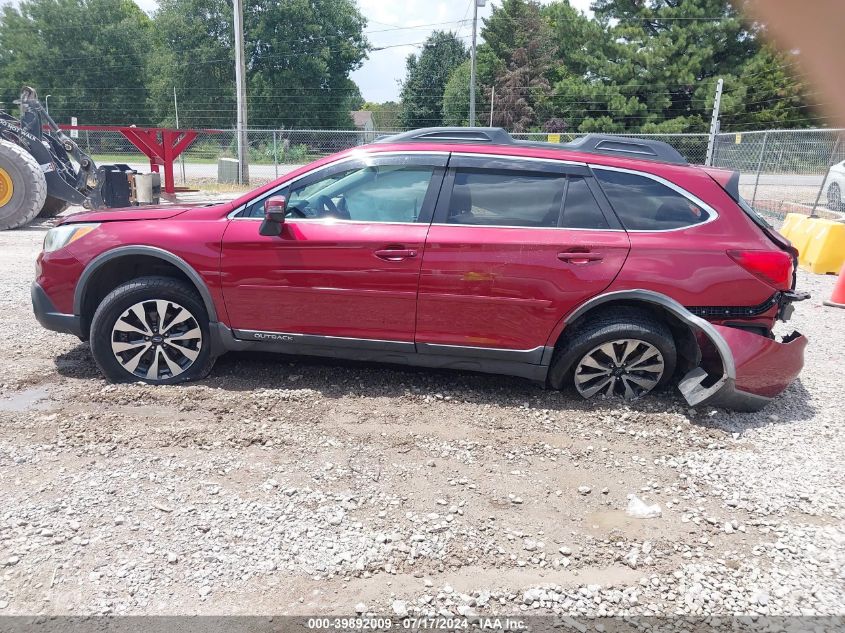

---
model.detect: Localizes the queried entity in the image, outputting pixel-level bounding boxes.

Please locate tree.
[151,0,368,128]
[480,0,554,131]
[0,0,154,125]
[441,60,477,126]
[361,101,402,130]
[584,0,821,132]
[399,31,468,128]
[148,0,234,128]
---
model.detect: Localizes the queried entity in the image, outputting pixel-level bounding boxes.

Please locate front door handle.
[375,248,418,261]
[557,251,603,264]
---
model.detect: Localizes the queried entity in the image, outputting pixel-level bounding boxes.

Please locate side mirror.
[259,196,286,236]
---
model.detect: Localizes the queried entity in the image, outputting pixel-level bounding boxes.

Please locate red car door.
[416,155,631,357]
[221,153,447,343]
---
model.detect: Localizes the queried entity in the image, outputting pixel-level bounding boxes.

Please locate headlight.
[43,223,100,253]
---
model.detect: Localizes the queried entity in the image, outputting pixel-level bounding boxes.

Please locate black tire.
[0,139,47,230]
[89,276,216,384]
[827,182,842,212]
[548,309,677,400]
[38,195,70,218]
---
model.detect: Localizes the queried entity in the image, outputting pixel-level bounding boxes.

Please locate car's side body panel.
[220,219,429,341]
[416,225,631,350]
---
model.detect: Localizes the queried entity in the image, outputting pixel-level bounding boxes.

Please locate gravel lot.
[0,219,843,617]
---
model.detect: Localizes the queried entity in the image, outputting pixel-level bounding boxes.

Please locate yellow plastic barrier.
[779,213,845,274]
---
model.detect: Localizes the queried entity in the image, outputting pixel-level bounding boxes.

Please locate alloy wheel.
[574,338,665,400]
[110,299,202,381]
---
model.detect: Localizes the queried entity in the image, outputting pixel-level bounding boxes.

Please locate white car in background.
[824,160,845,210]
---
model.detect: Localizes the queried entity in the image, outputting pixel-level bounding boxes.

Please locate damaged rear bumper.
[561,290,808,412]
[678,326,807,412]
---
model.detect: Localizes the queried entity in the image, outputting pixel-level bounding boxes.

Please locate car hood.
[60,206,191,224]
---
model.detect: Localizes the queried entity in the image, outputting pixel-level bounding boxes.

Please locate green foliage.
[399,31,468,128]
[476,0,822,133]
[153,0,368,128]
[361,101,402,130]
[0,0,154,124]
[442,60,477,126]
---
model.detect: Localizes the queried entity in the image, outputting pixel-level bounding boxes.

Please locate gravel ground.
[0,219,843,617]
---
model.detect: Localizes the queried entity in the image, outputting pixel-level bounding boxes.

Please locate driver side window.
[243,164,435,223]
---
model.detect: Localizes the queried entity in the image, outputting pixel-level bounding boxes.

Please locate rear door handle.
[558,251,603,264]
[375,248,418,261]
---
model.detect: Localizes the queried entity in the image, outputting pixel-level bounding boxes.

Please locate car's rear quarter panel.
[603,164,783,308]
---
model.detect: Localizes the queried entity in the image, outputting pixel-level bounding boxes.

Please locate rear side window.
[594,169,710,231]
[445,169,610,229]
[560,177,609,229]
[447,169,566,227]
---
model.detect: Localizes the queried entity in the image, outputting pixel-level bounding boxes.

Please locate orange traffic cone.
[823,262,845,309]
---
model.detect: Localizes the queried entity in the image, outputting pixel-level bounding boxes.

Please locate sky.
[129,0,594,103]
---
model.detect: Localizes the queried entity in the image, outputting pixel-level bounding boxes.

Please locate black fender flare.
[73,245,219,322]
[561,289,737,381]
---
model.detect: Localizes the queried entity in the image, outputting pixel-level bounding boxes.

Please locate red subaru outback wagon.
[32,128,808,411]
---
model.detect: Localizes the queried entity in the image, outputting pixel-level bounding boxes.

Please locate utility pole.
[233,0,249,184]
[489,85,495,127]
[705,77,723,166]
[469,0,485,127]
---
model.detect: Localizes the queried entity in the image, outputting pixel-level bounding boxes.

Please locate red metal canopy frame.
[58,125,212,194]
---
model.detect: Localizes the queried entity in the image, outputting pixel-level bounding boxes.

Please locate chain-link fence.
[76,126,844,219]
[711,129,844,219]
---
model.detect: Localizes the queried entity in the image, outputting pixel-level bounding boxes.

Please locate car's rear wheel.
[89,276,215,384]
[549,310,677,401]
[827,182,842,211]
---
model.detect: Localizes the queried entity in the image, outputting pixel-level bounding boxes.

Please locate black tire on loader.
[0,139,47,230]
[38,195,70,218]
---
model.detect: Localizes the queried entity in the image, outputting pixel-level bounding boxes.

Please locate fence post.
[811,135,841,218]
[273,130,278,179]
[751,131,769,211]
[705,78,724,166]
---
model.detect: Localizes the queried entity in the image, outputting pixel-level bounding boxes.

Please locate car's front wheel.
[549,310,677,401]
[89,276,215,383]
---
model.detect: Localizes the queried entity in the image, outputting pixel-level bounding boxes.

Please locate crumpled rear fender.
[679,326,807,411]
[563,290,807,412]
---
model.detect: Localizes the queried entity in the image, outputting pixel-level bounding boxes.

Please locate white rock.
[578,485,592,495]
[523,588,543,605]
[392,600,408,617]
[626,495,662,519]
[355,602,367,614]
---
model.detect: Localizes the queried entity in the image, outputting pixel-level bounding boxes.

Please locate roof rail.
[375,127,514,145]
[373,127,688,166]
[559,134,688,165]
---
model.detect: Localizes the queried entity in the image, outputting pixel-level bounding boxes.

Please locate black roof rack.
[558,134,687,165]
[375,127,514,145]
[374,127,688,165]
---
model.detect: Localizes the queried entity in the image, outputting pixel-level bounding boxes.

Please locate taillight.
[727,249,793,289]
